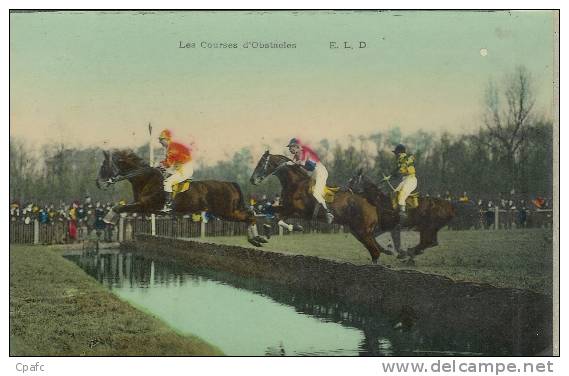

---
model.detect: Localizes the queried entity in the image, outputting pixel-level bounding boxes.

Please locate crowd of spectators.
[426,191,554,230]
[10,190,553,244]
[248,191,553,230]
[10,196,119,243]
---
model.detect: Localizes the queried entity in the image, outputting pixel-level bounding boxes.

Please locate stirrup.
[398,205,407,223]
[162,193,173,213]
[325,211,334,224]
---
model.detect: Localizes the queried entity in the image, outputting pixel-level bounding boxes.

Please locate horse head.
[96,149,148,190]
[346,169,387,197]
[345,168,366,194]
[250,151,304,185]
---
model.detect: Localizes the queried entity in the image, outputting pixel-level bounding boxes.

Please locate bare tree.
[483,65,536,191]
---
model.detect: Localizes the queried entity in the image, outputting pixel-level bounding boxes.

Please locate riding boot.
[162,192,173,212]
[398,204,407,224]
[312,204,321,220]
[325,209,334,224]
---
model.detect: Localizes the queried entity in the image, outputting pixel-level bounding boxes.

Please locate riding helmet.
[159,129,172,140]
[393,144,406,154]
[286,138,299,147]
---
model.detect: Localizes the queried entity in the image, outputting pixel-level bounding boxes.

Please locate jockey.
[286,138,334,224]
[158,129,194,212]
[389,144,417,222]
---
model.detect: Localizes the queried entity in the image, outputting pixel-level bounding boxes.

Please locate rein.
[107,166,156,184]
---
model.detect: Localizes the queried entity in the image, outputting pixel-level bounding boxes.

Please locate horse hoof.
[248,238,262,247]
[396,251,408,259]
[255,236,268,244]
[383,249,394,256]
[371,258,378,265]
[292,224,304,232]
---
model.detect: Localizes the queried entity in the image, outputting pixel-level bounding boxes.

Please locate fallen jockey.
[286,138,334,224]
[158,129,194,212]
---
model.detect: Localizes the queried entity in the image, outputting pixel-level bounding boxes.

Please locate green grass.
[10,245,223,356]
[201,228,554,295]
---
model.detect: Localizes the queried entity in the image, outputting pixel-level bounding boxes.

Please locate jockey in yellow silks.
[389,144,417,222]
[158,129,194,212]
[286,138,334,224]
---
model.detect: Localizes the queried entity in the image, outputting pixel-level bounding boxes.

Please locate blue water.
[65,250,500,356]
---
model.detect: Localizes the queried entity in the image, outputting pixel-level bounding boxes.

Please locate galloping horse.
[96,149,266,246]
[346,170,455,259]
[250,151,392,263]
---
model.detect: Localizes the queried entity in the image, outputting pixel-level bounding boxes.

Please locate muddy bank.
[10,244,222,356]
[123,235,553,355]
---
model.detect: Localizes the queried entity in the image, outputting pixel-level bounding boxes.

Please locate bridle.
[257,153,286,182]
[103,152,154,185]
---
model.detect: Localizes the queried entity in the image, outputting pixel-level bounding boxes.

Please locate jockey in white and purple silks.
[286,138,334,224]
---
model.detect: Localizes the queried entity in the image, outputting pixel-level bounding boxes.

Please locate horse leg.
[103,202,147,224]
[273,206,303,233]
[230,208,265,247]
[390,227,408,259]
[351,230,388,264]
[277,219,304,233]
[409,228,438,257]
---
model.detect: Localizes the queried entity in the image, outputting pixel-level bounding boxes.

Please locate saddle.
[308,180,339,203]
[391,191,420,209]
[172,179,191,198]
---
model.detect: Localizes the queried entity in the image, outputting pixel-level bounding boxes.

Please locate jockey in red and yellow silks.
[158,129,194,211]
[286,138,334,224]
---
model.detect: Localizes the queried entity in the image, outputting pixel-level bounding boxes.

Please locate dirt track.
[122,235,553,355]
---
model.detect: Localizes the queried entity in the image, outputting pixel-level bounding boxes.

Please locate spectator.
[38,206,50,224]
[485,201,495,229]
[517,200,528,228]
[10,202,20,222]
[532,197,545,209]
[68,202,78,242]
[273,195,281,206]
[94,202,106,240]
[48,204,58,222]
[104,202,115,242]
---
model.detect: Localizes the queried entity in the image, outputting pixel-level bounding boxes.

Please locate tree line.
[10,66,554,205]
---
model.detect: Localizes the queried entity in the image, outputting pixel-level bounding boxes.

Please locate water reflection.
[65,250,505,356]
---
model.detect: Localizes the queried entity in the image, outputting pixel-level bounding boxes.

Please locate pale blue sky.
[10,10,556,162]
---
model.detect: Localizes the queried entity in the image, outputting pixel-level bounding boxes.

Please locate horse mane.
[362,174,385,194]
[359,174,390,204]
[111,149,149,167]
[271,154,310,178]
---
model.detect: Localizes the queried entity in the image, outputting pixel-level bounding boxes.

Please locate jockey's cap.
[393,144,406,154]
[159,129,172,140]
[286,138,299,147]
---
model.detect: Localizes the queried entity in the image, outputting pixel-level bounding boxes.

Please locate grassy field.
[202,228,554,295]
[10,245,223,356]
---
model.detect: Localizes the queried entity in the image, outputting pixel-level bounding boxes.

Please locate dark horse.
[346,170,455,259]
[250,151,393,264]
[96,149,266,246]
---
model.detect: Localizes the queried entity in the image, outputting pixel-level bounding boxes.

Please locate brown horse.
[250,151,392,263]
[346,170,455,259]
[96,149,266,246]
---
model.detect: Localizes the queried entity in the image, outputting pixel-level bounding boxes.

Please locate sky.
[10,10,556,163]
